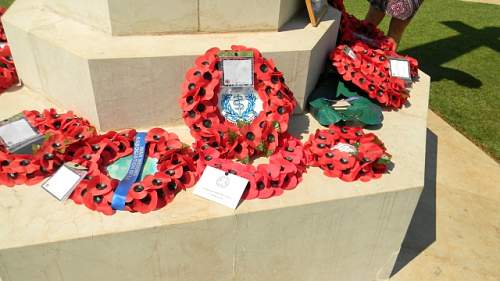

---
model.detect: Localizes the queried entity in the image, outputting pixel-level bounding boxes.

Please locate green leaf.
[342,97,383,126]
[240,156,251,164]
[377,154,392,165]
[236,120,250,128]
[309,98,343,126]
[228,130,238,142]
[272,121,281,132]
[336,80,361,98]
[256,142,265,152]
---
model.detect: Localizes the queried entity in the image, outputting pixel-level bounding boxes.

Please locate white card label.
[222,59,253,87]
[193,166,249,209]
[343,46,357,60]
[333,142,357,154]
[42,164,87,201]
[389,58,411,80]
[0,118,39,148]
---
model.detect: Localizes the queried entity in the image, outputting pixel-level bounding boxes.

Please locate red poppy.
[240,124,262,148]
[339,162,362,182]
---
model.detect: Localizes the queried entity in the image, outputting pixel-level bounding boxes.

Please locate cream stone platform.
[3,0,340,131]
[46,0,305,35]
[0,71,430,281]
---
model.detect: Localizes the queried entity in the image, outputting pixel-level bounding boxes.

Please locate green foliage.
[0,0,14,8]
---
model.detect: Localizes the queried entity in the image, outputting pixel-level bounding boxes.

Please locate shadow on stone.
[390,128,438,276]
[289,114,312,139]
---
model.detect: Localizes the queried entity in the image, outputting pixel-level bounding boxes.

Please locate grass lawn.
[344,0,500,161]
[0,0,13,8]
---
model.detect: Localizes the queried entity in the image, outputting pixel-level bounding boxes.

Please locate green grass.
[0,0,13,8]
[345,0,500,161]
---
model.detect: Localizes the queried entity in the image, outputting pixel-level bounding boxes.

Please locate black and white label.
[193,166,248,209]
[389,58,411,80]
[0,118,39,149]
[42,164,87,201]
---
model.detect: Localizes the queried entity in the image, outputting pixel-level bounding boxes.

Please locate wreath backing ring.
[69,128,198,215]
[0,109,96,187]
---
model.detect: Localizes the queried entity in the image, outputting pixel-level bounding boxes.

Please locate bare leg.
[388,17,412,46]
[365,5,385,26]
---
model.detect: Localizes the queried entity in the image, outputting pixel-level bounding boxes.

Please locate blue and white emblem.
[219,87,263,123]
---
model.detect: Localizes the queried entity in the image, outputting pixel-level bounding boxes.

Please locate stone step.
[0,71,430,281]
[45,0,305,35]
[3,0,340,131]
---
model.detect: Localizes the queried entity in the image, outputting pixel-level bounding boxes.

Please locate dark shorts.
[368,0,423,20]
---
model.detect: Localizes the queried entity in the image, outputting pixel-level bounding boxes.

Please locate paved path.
[391,111,500,281]
[461,0,500,4]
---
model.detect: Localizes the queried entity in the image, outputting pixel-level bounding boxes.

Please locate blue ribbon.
[111,132,147,210]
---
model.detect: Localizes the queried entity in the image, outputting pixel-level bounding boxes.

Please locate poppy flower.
[240,124,262,148]
[331,150,356,171]
[82,173,117,215]
[339,162,362,182]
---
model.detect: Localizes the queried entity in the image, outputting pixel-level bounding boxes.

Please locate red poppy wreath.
[180,46,310,198]
[328,0,419,109]
[304,125,391,182]
[180,45,296,161]
[0,109,96,187]
[68,128,198,215]
[331,42,417,108]
[0,7,18,93]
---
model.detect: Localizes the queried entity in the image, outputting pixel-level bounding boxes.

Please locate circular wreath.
[180,46,308,198]
[328,0,419,109]
[331,42,415,108]
[68,128,198,215]
[179,45,296,161]
[193,134,308,199]
[0,109,96,187]
[304,125,391,182]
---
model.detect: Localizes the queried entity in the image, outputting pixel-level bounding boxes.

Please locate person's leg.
[365,4,385,26]
[387,16,412,45]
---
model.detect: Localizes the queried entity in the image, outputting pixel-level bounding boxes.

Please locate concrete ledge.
[0,72,430,281]
[44,0,304,35]
[4,0,340,130]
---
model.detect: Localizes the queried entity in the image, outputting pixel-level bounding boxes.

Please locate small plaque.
[219,51,254,87]
[0,114,42,153]
[389,58,411,81]
[42,163,87,201]
[193,166,249,209]
[343,46,357,60]
[333,142,357,154]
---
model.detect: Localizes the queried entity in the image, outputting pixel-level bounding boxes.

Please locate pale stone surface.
[45,0,112,34]
[107,0,198,35]
[388,112,500,281]
[199,0,304,32]
[0,72,430,281]
[4,0,340,131]
[43,0,304,35]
